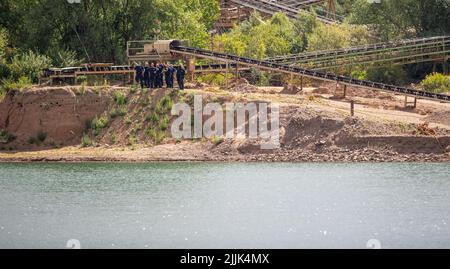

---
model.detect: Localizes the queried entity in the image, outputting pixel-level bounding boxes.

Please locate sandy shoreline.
[1,143,449,163]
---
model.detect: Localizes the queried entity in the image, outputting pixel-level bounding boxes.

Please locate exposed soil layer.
[1,84,449,162]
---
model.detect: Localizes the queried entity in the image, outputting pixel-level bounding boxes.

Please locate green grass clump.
[147,127,166,145]
[113,91,127,105]
[27,136,38,145]
[91,116,109,135]
[81,134,93,147]
[159,115,170,131]
[156,95,173,114]
[36,131,47,143]
[127,135,138,146]
[146,112,160,124]
[211,136,224,146]
[0,129,16,143]
[110,106,127,118]
[1,76,32,92]
[129,85,138,94]
[0,129,14,143]
[124,116,132,125]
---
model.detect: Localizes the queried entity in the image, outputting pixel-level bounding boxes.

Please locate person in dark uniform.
[154,62,161,88]
[143,62,150,89]
[176,65,186,90]
[134,62,144,89]
[149,63,156,89]
[158,63,164,88]
[170,64,177,88]
[164,63,172,88]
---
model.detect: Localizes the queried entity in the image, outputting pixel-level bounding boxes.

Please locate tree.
[307,23,370,51]
[350,0,450,40]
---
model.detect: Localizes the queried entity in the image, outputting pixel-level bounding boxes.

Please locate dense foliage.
[0,0,448,88]
[421,73,450,93]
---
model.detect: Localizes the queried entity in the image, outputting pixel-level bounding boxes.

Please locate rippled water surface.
[0,162,449,249]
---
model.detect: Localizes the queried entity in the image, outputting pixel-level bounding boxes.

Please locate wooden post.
[343,84,347,98]
[350,100,355,117]
[413,97,417,109]
[189,57,196,82]
[444,59,449,75]
[225,61,229,89]
[404,95,408,108]
[235,63,239,78]
[300,76,303,91]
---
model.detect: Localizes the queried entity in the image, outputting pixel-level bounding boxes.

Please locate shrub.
[158,95,174,112]
[0,129,16,143]
[36,131,47,142]
[147,112,160,124]
[81,134,93,147]
[197,73,227,86]
[147,127,166,145]
[28,136,38,145]
[8,50,52,82]
[211,136,224,145]
[421,73,450,93]
[129,85,138,94]
[124,116,132,125]
[127,135,138,146]
[91,116,109,135]
[113,91,127,105]
[1,76,32,92]
[79,81,87,95]
[351,70,367,80]
[159,115,170,131]
[110,106,127,118]
[366,65,407,85]
[50,49,83,68]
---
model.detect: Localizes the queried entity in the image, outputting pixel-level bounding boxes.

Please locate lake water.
[0,162,449,249]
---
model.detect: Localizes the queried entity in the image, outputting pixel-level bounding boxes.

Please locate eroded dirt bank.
[0,84,449,162]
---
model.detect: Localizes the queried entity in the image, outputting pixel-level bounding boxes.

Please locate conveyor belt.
[278,0,325,8]
[228,0,338,24]
[170,44,450,102]
[266,36,450,70]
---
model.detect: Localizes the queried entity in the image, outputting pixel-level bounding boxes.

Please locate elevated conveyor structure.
[227,0,338,24]
[265,36,450,70]
[169,42,450,102]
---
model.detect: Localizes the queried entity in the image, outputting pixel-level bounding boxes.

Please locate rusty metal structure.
[215,0,340,31]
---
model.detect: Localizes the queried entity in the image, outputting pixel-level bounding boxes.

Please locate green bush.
[147,112,160,124]
[8,50,52,82]
[36,131,47,142]
[81,134,93,147]
[158,95,174,112]
[351,70,367,80]
[211,136,224,145]
[110,106,127,118]
[366,65,407,85]
[113,91,127,105]
[129,85,138,94]
[0,129,16,143]
[421,73,450,93]
[1,76,32,92]
[91,116,109,135]
[159,115,170,131]
[28,136,38,145]
[197,73,227,86]
[147,127,166,145]
[127,135,138,146]
[50,49,83,68]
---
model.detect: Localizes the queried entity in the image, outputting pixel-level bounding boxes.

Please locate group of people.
[134,62,186,90]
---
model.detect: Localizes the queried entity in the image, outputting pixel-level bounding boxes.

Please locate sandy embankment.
[0,83,449,163]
